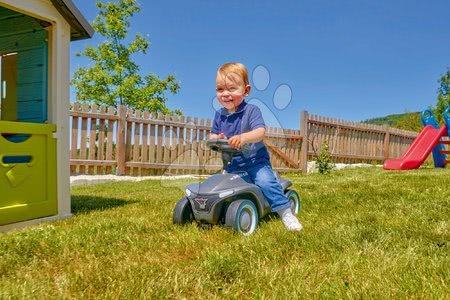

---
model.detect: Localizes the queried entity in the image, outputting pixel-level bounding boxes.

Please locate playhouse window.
[0,6,49,124]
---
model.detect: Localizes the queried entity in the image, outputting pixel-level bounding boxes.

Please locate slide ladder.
[442,107,450,165]
[421,110,446,168]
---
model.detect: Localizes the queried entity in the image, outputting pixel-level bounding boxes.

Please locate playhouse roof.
[50,0,94,41]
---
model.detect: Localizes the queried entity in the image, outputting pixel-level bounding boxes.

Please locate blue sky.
[71,0,450,129]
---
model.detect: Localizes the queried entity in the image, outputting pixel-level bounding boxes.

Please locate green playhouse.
[0,0,93,231]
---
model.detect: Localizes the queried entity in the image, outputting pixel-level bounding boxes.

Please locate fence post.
[299,111,309,173]
[383,124,390,160]
[116,105,127,175]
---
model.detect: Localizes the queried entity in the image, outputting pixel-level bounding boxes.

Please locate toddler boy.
[209,62,302,231]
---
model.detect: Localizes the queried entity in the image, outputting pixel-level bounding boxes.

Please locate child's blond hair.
[217,62,250,86]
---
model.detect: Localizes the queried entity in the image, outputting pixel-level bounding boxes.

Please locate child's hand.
[228,134,245,149]
[209,133,227,140]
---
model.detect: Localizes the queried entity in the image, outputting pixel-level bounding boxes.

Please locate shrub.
[316,140,334,174]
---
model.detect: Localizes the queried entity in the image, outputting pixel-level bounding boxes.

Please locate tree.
[395,111,422,132]
[435,69,450,124]
[71,0,181,114]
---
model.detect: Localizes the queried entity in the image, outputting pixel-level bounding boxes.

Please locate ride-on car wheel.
[173,197,194,225]
[225,200,259,236]
[285,190,300,215]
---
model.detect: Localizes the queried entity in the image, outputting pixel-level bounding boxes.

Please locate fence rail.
[69,104,419,175]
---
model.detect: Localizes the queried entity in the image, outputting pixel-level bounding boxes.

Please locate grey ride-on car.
[172,139,301,236]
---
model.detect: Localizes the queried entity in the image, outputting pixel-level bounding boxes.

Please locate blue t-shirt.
[211,101,271,169]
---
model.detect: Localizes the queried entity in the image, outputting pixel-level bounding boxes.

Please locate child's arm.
[229,127,265,149]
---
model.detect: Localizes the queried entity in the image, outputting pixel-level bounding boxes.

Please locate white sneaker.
[278,208,303,231]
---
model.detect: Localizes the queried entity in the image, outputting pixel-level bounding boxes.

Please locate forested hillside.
[363,112,422,132]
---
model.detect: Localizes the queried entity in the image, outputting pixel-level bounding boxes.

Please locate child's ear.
[244,84,251,97]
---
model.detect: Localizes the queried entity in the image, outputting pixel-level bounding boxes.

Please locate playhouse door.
[0,122,57,225]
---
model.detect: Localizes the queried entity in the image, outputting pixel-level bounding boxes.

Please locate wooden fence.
[299,111,418,170]
[69,104,419,175]
[70,104,302,175]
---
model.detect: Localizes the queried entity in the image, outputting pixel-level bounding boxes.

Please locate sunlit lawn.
[1,167,449,298]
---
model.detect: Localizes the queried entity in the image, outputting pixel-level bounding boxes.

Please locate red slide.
[383,125,447,170]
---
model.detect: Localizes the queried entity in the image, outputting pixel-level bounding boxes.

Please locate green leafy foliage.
[434,69,450,125]
[316,140,334,174]
[71,0,181,114]
[394,111,423,132]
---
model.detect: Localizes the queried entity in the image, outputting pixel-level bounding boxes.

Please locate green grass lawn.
[1,167,449,299]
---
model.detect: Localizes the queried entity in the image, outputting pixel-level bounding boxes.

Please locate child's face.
[216,72,251,112]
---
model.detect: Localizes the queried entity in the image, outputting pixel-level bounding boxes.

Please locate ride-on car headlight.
[185,189,192,197]
[219,190,233,198]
